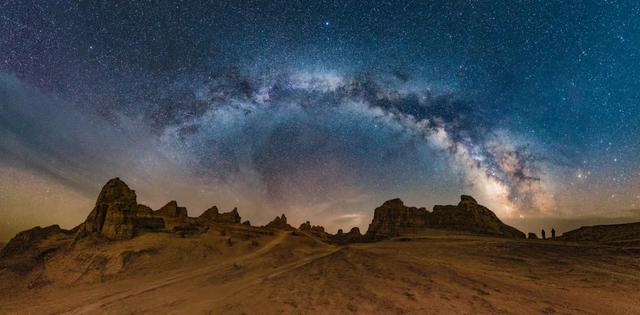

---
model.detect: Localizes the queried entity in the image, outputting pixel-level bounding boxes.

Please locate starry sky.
[1,1,639,240]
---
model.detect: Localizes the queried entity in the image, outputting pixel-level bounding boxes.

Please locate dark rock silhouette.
[364,199,429,241]
[430,195,525,239]
[561,222,640,245]
[298,221,329,240]
[73,178,249,240]
[156,201,188,218]
[197,206,242,225]
[4,179,531,256]
[364,196,525,241]
[0,225,68,259]
[528,232,538,239]
[330,227,363,245]
[265,214,294,230]
[0,225,74,272]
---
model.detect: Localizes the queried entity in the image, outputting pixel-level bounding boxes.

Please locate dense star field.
[1,1,639,240]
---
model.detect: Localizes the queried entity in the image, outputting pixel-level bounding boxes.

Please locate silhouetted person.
[551,228,556,239]
[541,229,546,240]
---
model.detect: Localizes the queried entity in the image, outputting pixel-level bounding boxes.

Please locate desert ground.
[1,225,639,315]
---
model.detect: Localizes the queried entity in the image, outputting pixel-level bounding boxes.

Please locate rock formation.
[197,206,242,225]
[430,195,525,239]
[299,221,329,240]
[73,178,246,240]
[0,225,74,272]
[528,232,538,240]
[76,178,140,240]
[364,195,525,241]
[265,214,294,230]
[561,222,640,245]
[0,225,68,260]
[3,178,527,259]
[155,201,188,218]
[364,198,430,241]
[329,227,363,245]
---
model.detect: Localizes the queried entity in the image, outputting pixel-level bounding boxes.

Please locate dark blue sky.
[1,0,639,239]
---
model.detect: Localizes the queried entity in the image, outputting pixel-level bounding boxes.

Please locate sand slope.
[1,227,639,315]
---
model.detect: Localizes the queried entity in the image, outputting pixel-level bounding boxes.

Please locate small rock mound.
[0,225,66,259]
[0,225,73,272]
[528,232,538,240]
[198,207,241,224]
[298,221,329,240]
[265,214,294,230]
[330,227,363,245]
[155,201,188,218]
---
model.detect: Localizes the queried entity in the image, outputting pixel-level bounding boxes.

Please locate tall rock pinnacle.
[77,178,139,240]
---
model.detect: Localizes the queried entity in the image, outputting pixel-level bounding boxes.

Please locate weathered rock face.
[528,232,539,240]
[265,214,294,230]
[197,207,242,225]
[77,178,139,240]
[152,201,190,231]
[364,199,430,241]
[431,195,525,239]
[330,227,363,245]
[364,195,525,240]
[299,221,329,239]
[155,201,188,218]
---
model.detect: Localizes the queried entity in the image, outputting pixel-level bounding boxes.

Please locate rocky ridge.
[264,214,294,230]
[561,222,640,246]
[74,178,244,241]
[2,178,535,268]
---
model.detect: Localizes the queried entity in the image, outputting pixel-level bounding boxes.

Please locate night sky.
[1,1,639,240]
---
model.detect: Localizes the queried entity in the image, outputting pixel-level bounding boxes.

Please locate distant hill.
[561,222,640,246]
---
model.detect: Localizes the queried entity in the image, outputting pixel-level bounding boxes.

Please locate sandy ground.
[1,227,639,315]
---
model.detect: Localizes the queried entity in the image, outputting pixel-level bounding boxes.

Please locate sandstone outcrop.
[299,221,329,240]
[76,178,140,240]
[430,195,525,239]
[155,201,188,218]
[364,199,430,241]
[73,178,245,240]
[265,214,294,230]
[329,227,363,245]
[364,195,525,241]
[197,206,242,225]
